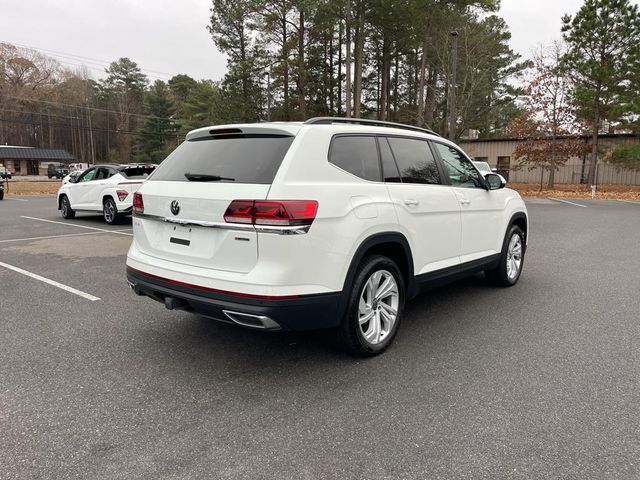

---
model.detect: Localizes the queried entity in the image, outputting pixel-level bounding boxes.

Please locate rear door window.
[150,135,294,184]
[329,135,381,182]
[387,137,441,184]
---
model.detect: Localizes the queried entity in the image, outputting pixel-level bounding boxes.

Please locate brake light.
[133,192,144,214]
[224,200,318,227]
[116,189,128,202]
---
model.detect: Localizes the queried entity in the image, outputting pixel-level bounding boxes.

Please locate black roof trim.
[304,117,439,136]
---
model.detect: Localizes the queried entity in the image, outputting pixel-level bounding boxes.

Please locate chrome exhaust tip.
[222,310,281,330]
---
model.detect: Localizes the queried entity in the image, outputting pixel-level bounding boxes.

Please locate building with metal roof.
[0,146,75,176]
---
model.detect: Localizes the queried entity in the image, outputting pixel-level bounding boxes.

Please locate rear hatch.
[133,127,297,273]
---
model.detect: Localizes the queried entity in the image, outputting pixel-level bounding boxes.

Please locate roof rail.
[304,117,439,136]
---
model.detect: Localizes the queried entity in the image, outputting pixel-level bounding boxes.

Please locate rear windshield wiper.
[184,173,235,182]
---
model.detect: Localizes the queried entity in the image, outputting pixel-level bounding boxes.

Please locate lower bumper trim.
[126,267,343,331]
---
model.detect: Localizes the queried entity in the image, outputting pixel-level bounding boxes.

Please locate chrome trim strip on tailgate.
[133,212,310,235]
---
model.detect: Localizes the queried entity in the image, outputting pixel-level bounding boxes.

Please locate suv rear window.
[329,135,381,182]
[149,135,294,184]
[119,166,156,179]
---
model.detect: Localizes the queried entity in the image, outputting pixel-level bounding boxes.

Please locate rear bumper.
[126,267,343,331]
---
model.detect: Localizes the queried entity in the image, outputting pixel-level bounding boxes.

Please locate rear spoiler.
[186,123,301,141]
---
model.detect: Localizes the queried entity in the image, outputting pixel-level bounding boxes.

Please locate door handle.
[404,199,419,206]
[459,198,471,205]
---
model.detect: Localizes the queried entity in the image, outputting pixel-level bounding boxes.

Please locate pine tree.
[139,80,178,162]
[562,0,640,184]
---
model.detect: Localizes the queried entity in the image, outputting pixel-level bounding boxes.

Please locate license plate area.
[169,225,191,246]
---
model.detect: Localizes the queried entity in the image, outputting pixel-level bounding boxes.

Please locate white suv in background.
[57,164,155,224]
[126,118,528,356]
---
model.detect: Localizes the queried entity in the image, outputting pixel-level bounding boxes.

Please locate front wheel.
[103,198,122,224]
[60,195,75,219]
[485,225,525,286]
[338,255,405,356]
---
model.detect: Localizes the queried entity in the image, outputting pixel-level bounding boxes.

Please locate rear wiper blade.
[184,173,235,182]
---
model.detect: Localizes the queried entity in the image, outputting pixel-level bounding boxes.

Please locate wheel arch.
[340,232,416,313]
[57,192,68,210]
[508,211,528,245]
[102,193,115,205]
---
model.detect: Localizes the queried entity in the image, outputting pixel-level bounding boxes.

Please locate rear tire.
[337,255,405,356]
[60,195,75,219]
[485,225,525,286]
[103,198,122,224]
[0,190,4,200]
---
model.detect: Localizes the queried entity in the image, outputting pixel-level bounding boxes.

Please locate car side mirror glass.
[485,173,504,190]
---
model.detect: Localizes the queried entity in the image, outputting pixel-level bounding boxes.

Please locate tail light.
[116,189,128,202]
[133,192,144,214]
[224,200,318,227]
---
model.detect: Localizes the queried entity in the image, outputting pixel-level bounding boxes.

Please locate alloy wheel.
[358,269,399,346]
[104,201,116,223]
[506,233,522,280]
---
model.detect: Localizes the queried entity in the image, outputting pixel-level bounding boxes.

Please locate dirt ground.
[509,182,640,200]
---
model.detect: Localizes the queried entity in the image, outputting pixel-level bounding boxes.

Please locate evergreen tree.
[139,80,179,162]
[561,0,640,184]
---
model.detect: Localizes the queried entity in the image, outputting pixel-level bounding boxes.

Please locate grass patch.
[5,181,61,196]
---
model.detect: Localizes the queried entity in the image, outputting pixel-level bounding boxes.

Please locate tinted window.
[120,166,156,179]
[95,167,111,180]
[329,135,381,182]
[150,135,294,184]
[378,137,401,182]
[387,137,440,184]
[433,142,484,189]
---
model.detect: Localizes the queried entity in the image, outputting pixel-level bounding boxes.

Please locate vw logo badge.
[170,200,180,216]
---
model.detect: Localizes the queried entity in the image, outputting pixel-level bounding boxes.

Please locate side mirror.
[485,173,505,190]
[491,167,498,173]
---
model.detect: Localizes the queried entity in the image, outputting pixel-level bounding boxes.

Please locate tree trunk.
[548,136,556,189]
[345,0,352,118]
[352,4,364,118]
[393,49,399,121]
[282,15,289,121]
[337,19,343,116]
[329,33,334,113]
[380,36,390,121]
[417,38,428,126]
[424,66,436,128]
[588,105,600,185]
[297,10,306,118]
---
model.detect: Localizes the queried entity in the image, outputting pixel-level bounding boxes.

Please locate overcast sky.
[0,0,635,82]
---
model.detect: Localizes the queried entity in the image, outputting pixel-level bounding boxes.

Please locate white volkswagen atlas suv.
[126,118,528,356]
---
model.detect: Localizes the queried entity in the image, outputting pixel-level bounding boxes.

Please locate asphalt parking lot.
[1,195,639,479]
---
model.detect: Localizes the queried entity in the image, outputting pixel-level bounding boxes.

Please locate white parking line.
[0,261,100,301]
[548,197,588,208]
[0,231,109,244]
[20,216,133,236]
[6,197,29,202]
